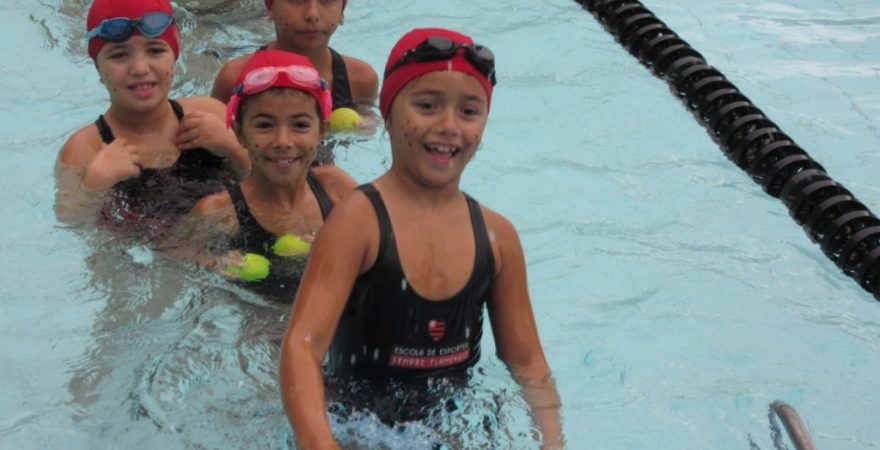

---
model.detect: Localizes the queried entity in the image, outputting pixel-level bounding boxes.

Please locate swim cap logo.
[428,320,445,342]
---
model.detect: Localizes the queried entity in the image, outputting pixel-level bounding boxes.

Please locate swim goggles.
[226,64,333,126]
[85,12,174,42]
[384,35,497,86]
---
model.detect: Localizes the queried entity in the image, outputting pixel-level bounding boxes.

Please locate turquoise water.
[1,0,879,448]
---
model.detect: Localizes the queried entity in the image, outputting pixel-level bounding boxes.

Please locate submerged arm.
[486,211,565,449]
[54,130,140,226]
[280,193,374,449]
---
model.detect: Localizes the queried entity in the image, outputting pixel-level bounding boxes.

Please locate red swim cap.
[379,28,494,120]
[86,0,179,62]
[226,50,333,127]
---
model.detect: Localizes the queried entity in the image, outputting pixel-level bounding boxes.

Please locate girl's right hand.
[81,138,142,191]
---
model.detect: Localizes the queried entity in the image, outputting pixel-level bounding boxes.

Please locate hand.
[176,111,249,178]
[82,138,141,191]
[175,111,235,155]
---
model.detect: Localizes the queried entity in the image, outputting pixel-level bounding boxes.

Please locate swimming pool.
[1,0,879,448]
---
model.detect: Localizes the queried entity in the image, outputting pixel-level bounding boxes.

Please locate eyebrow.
[410,89,486,104]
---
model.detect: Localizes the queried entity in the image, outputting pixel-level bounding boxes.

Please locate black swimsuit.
[226,171,334,301]
[325,184,495,424]
[329,184,495,379]
[96,99,236,241]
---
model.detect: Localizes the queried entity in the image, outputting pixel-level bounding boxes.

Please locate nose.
[303,0,321,23]
[276,125,296,149]
[129,53,150,77]
[436,107,460,137]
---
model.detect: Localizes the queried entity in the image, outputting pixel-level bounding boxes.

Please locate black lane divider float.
[576,0,880,300]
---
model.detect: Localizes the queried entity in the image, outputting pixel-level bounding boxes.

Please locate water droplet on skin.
[304,334,312,343]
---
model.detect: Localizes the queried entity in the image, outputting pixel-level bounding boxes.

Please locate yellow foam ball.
[329,107,363,132]
[227,253,271,282]
[272,234,311,257]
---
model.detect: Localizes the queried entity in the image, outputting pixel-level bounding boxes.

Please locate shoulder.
[341,54,378,103]
[476,202,523,276]
[176,96,227,117]
[211,55,252,102]
[311,166,358,203]
[192,189,234,217]
[479,203,519,241]
[58,123,102,167]
[320,186,377,238]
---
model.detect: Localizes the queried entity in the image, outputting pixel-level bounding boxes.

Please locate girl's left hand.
[175,111,236,156]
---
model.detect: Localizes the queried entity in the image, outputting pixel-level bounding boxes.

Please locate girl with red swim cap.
[279,28,564,449]
[171,50,357,302]
[55,0,250,242]
[211,0,377,116]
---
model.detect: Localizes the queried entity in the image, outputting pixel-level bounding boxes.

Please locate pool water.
[1,0,879,449]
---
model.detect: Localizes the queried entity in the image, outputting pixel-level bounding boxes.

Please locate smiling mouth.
[266,156,303,165]
[129,82,156,91]
[424,143,460,157]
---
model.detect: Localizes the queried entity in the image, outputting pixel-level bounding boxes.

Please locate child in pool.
[170,50,357,302]
[210,0,377,109]
[55,0,250,242]
[279,28,564,449]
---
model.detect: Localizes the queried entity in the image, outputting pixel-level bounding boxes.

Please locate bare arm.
[485,209,565,450]
[54,128,141,226]
[280,192,376,449]
[158,191,242,271]
[210,57,248,103]
[343,56,379,105]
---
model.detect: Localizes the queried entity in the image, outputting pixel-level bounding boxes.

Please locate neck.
[244,169,310,209]
[105,99,174,133]
[378,166,463,209]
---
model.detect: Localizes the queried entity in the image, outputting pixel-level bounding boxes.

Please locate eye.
[415,99,437,112]
[107,50,128,60]
[252,118,274,130]
[146,42,170,56]
[292,119,314,131]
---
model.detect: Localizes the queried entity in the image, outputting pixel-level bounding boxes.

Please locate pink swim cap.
[226,50,333,127]
[86,0,179,62]
[379,28,494,120]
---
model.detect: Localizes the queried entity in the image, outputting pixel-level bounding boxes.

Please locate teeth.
[268,157,299,163]
[426,144,459,154]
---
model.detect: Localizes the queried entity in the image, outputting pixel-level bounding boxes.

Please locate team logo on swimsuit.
[428,320,445,342]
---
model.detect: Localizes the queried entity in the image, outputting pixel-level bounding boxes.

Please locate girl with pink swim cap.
[55,0,250,242]
[279,28,564,449]
[170,50,357,301]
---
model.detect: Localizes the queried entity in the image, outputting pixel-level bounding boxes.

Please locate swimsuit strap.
[306,170,334,219]
[169,98,185,120]
[356,183,393,258]
[94,115,115,144]
[463,193,495,277]
[329,47,355,109]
